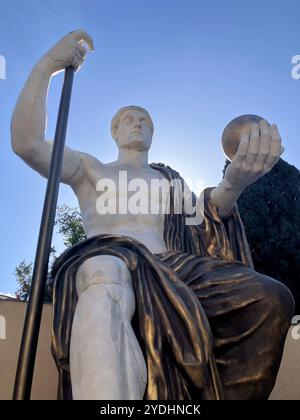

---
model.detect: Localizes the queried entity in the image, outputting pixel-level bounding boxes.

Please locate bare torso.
[73,157,168,253]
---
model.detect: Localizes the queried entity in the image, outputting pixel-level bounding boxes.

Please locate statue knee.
[257,274,295,323]
[76,255,132,297]
[91,255,131,285]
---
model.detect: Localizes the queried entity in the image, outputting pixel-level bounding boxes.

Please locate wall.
[0,300,299,400]
[0,301,57,400]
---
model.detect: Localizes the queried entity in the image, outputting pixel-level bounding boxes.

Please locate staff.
[13,66,75,400]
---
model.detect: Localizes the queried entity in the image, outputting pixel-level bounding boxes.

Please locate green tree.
[224,158,300,312]
[15,260,32,301]
[15,205,86,301]
[56,204,86,247]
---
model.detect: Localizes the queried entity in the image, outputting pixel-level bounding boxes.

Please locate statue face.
[115,110,153,151]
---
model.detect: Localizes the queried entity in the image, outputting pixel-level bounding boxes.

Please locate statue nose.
[132,124,142,132]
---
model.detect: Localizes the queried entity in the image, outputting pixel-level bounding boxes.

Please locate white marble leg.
[70,255,147,400]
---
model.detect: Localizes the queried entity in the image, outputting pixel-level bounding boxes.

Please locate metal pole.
[13,67,75,400]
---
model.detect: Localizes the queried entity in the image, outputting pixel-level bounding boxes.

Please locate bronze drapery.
[49,163,294,400]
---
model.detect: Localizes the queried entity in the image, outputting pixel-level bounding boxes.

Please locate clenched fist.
[223,119,284,192]
[39,29,94,75]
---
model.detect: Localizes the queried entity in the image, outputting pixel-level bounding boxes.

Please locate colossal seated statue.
[11,30,295,400]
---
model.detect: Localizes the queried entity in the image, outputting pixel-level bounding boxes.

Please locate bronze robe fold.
[49,163,294,400]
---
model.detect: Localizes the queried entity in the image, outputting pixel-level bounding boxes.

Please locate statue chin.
[122,139,150,151]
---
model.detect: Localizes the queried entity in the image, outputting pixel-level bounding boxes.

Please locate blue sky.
[0,0,299,294]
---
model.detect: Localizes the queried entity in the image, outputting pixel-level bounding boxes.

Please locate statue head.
[111,106,154,151]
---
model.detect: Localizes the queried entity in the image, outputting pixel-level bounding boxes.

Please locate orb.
[222,114,266,161]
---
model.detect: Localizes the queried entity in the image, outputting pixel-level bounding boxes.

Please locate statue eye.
[123,115,133,124]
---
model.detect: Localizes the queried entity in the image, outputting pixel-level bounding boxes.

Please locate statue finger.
[264,124,282,168]
[69,29,95,51]
[75,50,85,65]
[71,56,81,71]
[234,130,250,164]
[270,124,282,155]
[78,44,88,58]
[255,119,271,166]
[245,123,260,165]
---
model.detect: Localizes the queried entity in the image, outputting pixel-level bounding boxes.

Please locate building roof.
[0,293,17,301]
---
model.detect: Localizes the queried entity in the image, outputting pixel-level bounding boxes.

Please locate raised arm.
[11,30,94,186]
[210,120,284,217]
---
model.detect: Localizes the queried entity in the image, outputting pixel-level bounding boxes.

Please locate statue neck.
[117,148,149,169]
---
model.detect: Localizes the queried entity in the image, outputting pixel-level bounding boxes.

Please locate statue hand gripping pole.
[13,67,75,400]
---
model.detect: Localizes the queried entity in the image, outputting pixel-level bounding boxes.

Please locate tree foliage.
[224,158,300,312]
[56,204,86,248]
[15,206,86,302]
[15,260,33,301]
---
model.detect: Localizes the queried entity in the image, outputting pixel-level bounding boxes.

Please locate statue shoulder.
[71,151,105,188]
[78,151,104,171]
[151,162,182,179]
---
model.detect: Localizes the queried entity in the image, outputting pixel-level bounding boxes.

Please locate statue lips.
[222,114,267,161]
[131,130,143,136]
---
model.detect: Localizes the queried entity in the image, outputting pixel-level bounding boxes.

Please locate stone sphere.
[222,114,265,161]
